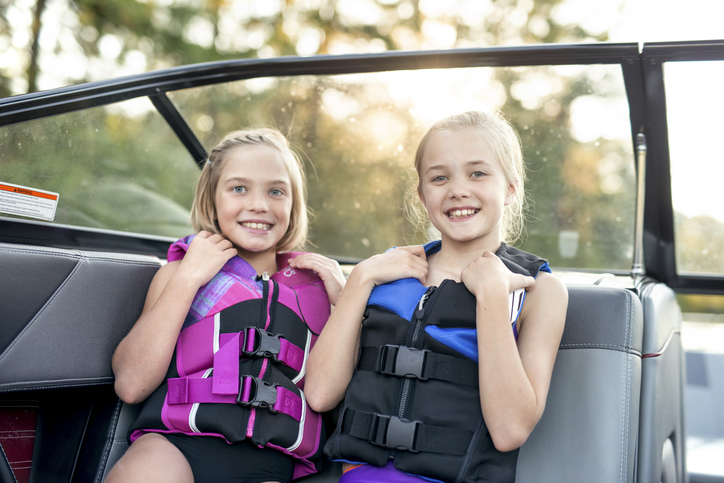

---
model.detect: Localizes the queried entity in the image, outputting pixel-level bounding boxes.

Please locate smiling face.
[213,144,293,260]
[418,128,516,250]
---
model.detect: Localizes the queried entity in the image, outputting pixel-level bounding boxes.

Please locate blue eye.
[233,186,246,194]
[471,171,486,178]
[431,175,447,182]
[270,188,284,197]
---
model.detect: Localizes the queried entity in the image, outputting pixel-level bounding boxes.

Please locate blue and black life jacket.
[325,241,550,483]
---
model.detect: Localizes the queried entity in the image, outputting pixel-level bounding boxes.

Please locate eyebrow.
[424,160,489,175]
[222,177,290,186]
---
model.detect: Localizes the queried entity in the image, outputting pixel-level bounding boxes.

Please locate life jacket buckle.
[380,345,429,380]
[241,326,282,360]
[374,414,420,453]
[236,376,278,413]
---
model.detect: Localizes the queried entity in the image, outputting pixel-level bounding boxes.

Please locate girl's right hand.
[461,251,535,298]
[352,245,428,288]
[176,231,237,288]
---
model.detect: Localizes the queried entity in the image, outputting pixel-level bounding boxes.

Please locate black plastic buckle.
[375,415,420,452]
[241,326,281,360]
[236,376,278,413]
[380,345,428,380]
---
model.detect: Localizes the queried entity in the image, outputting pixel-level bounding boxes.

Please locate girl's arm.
[305,246,428,413]
[112,232,236,404]
[461,252,567,453]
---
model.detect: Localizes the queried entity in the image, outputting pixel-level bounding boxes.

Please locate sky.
[600,0,724,222]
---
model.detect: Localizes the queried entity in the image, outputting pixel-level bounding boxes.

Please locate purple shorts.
[339,462,441,483]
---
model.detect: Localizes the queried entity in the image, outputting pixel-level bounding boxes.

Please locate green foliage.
[0,0,648,270]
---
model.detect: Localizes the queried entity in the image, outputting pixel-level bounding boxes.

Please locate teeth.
[448,209,478,218]
[241,222,271,230]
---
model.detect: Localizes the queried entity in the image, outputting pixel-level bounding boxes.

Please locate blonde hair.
[412,110,527,244]
[190,128,308,252]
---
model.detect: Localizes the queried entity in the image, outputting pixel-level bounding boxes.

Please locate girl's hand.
[176,231,237,288]
[352,245,428,288]
[288,254,346,305]
[461,251,535,297]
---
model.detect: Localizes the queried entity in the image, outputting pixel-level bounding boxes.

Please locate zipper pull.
[261,271,270,281]
[415,287,435,319]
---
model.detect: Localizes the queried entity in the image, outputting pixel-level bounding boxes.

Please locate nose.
[448,177,470,199]
[249,192,269,212]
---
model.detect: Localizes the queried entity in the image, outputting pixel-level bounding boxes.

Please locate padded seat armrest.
[0,243,161,392]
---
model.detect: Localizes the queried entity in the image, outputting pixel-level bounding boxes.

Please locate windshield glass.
[1,63,635,270]
[0,98,197,238]
[170,64,635,269]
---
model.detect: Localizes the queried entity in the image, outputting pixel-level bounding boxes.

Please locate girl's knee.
[104,433,193,483]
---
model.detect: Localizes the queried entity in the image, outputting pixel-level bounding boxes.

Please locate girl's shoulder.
[166,234,195,262]
[521,270,568,322]
[496,243,550,278]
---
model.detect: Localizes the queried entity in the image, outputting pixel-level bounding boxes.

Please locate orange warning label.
[0,182,60,221]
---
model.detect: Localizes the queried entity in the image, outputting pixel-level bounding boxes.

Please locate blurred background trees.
[4,0,722,301]
[3,0,609,96]
[2,0,636,267]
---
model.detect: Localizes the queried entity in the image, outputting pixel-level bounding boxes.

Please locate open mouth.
[240,222,272,230]
[447,209,479,219]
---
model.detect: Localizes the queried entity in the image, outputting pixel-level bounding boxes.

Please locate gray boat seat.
[517,285,643,483]
[5,240,685,482]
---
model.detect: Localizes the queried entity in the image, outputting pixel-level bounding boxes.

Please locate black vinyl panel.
[0,217,174,259]
[0,246,78,354]
[0,444,17,483]
[71,386,123,483]
[28,388,94,483]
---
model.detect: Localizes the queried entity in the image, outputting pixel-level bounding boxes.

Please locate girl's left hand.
[288,254,346,305]
[461,251,535,297]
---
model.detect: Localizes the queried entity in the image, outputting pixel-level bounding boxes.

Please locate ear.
[504,181,518,206]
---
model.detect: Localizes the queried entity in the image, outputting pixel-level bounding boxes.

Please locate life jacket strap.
[239,326,305,372]
[166,376,304,422]
[341,409,473,455]
[212,328,305,397]
[358,345,479,389]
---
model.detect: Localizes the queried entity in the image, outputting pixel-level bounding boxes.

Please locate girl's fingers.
[288,254,346,305]
[394,245,427,260]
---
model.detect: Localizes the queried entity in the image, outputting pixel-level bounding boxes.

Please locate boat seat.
[516,285,643,482]
[5,241,687,482]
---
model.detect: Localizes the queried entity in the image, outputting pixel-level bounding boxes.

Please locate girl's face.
[214,145,293,259]
[418,128,515,249]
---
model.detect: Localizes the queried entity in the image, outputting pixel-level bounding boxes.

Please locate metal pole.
[632,132,647,279]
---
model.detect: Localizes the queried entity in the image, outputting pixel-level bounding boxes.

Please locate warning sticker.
[0,182,60,221]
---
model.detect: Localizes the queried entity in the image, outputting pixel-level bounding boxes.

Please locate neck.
[429,235,502,280]
[238,249,279,277]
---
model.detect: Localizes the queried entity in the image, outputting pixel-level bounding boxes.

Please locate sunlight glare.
[381,69,505,126]
[666,61,724,222]
[569,95,630,143]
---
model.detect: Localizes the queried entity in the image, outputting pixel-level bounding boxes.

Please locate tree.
[2,0,638,268]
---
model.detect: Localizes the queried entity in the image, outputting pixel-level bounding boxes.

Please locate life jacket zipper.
[248,276,275,439]
[397,286,437,420]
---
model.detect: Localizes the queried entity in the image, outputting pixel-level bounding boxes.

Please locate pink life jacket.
[128,235,331,479]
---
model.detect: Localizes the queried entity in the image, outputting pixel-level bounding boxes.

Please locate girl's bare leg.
[104,433,193,483]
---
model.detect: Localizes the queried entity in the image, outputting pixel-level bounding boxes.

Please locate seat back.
[517,285,644,483]
[0,242,160,483]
